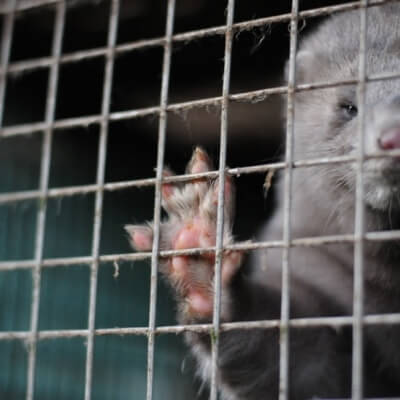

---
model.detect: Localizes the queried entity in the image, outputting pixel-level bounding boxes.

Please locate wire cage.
[1,0,400,399]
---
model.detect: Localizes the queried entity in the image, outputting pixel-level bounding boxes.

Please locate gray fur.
[194,4,400,399]
[127,4,400,399]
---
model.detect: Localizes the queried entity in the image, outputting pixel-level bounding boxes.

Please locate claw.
[125,224,153,251]
[186,147,213,174]
[210,175,235,226]
[161,167,176,200]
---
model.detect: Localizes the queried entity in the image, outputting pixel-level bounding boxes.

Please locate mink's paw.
[125,147,243,321]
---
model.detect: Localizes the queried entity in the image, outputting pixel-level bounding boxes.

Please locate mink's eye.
[339,102,358,119]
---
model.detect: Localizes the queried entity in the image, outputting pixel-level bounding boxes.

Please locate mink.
[126,4,400,399]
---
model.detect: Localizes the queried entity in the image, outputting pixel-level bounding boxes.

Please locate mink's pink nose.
[378,128,400,150]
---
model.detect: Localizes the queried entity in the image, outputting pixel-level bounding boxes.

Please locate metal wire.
[352,1,369,399]
[208,1,235,399]
[83,1,120,400]
[3,147,400,207]
[25,3,65,400]
[0,0,386,14]
[0,0,15,129]
[0,0,396,75]
[279,0,299,398]
[2,71,400,139]
[3,229,400,272]
[0,1,399,400]
[145,1,175,399]
[2,313,400,341]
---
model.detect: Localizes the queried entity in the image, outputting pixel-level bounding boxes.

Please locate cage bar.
[0,1,398,400]
[352,1,369,399]
[4,228,400,272]
[208,0,235,398]
[0,0,394,15]
[25,3,66,400]
[2,69,400,140]
[82,1,120,400]
[0,0,15,129]
[144,1,176,400]
[278,0,299,398]
[5,147,400,206]
[0,0,396,78]
[2,312,400,342]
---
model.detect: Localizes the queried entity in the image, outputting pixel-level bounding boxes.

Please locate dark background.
[0,1,352,399]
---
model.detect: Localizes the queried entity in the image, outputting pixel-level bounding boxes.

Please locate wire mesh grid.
[1,0,400,399]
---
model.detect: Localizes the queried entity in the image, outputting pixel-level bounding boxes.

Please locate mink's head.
[291,3,400,216]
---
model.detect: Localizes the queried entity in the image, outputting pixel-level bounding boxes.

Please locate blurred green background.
[0,128,203,400]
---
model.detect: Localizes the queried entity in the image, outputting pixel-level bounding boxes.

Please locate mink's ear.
[284,49,327,84]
